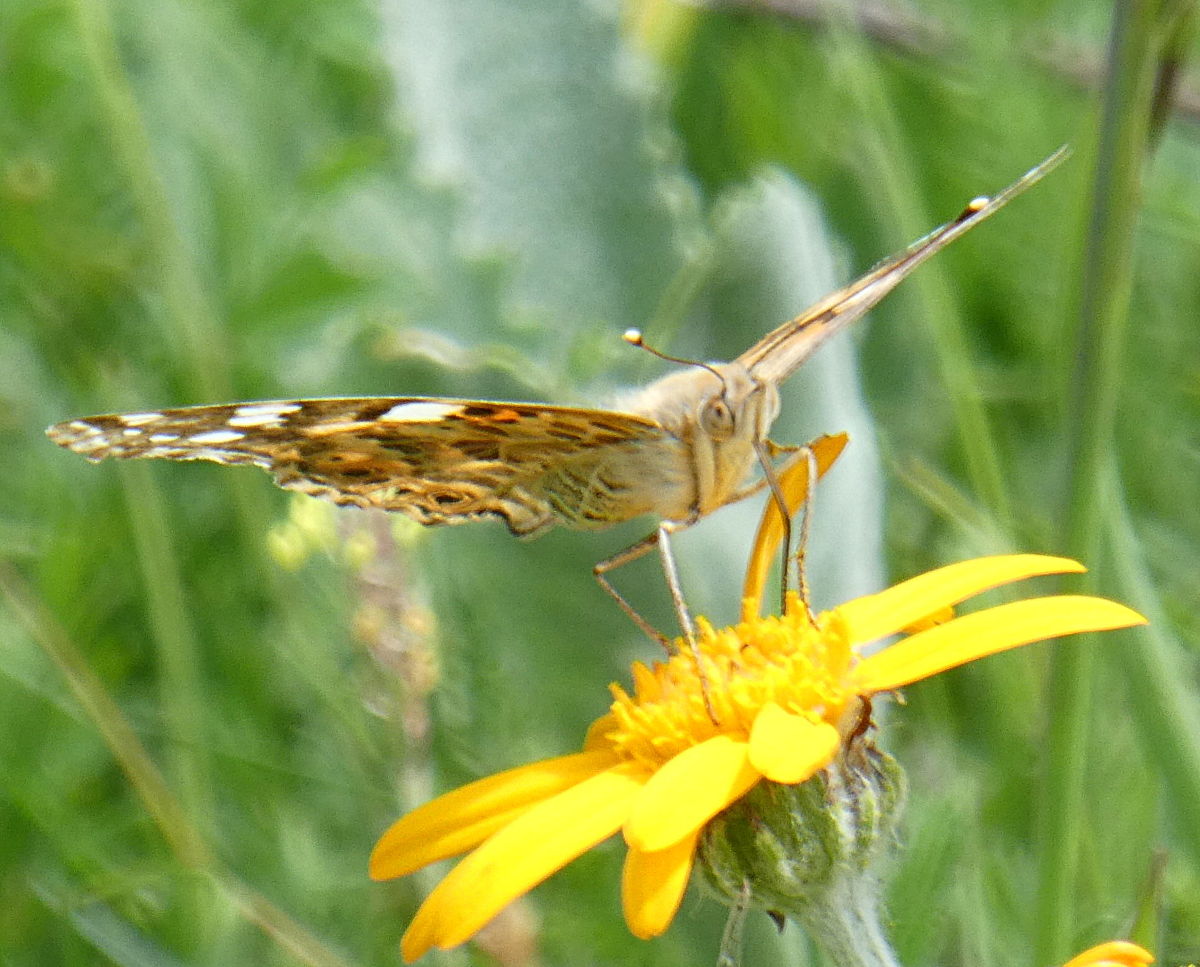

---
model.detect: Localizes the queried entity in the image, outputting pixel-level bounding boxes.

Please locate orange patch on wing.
[483,408,523,424]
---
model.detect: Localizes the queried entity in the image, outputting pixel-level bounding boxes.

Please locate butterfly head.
[695,362,779,445]
[683,361,781,514]
[621,330,781,445]
[622,358,780,516]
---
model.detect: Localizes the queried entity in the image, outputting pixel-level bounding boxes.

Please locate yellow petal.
[852,596,1147,693]
[625,735,761,852]
[401,761,649,958]
[621,830,700,939]
[742,433,848,620]
[371,749,621,879]
[400,897,443,963]
[1062,941,1154,967]
[837,554,1087,645]
[748,702,841,784]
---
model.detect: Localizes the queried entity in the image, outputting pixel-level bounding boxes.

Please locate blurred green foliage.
[2,0,1198,965]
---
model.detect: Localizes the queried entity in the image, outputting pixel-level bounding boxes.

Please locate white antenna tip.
[623,328,644,346]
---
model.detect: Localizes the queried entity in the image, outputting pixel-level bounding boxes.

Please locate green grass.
[2,0,1198,964]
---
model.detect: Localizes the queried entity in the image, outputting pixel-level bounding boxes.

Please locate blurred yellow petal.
[401,761,649,958]
[748,702,840,784]
[852,596,1147,693]
[400,896,442,964]
[371,749,621,879]
[838,554,1086,645]
[1062,941,1154,967]
[742,433,848,619]
[625,735,760,852]
[621,830,700,939]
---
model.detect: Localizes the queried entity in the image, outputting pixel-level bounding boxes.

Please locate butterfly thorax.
[616,362,781,521]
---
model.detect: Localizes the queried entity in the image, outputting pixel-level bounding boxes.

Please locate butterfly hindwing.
[47,398,667,536]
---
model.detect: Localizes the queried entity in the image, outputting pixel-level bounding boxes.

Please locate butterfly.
[48,149,1065,636]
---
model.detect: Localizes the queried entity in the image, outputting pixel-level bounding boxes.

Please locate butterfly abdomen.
[536,440,697,529]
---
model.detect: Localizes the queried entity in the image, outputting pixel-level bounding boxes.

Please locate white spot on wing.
[149,433,180,443]
[237,402,303,417]
[228,402,303,427]
[120,412,165,426]
[187,429,246,445]
[379,401,463,423]
[227,415,278,428]
[302,421,373,436]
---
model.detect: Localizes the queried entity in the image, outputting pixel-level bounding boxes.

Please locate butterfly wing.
[738,147,1068,385]
[46,398,669,537]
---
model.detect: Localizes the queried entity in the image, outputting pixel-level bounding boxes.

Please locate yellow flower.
[370,459,1147,961]
[1062,941,1155,967]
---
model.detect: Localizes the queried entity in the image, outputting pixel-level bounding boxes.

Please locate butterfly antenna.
[624,329,726,387]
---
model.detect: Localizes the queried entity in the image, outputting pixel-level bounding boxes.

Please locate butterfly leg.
[791,444,819,621]
[725,434,836,509]
[593,518,700,646]
[752,438,794,617]
[656,518,720,722]
[656,517,699,639]
[735,438,828,618]
[594,521,720,722]
[593,530,675,649]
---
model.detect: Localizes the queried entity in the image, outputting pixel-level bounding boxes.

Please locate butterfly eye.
[700,396,736,441]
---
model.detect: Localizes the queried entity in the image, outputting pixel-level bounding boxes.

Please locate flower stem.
[1039,0,1180,958]
[716,885,751,967]
[790,873,901,967]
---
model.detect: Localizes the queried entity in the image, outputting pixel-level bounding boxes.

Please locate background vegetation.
[2,0,1197,964]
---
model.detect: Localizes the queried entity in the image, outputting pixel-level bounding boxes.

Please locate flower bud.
[698,733,905,920]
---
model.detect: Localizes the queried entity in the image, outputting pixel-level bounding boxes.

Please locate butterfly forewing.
[738,146,1069,386]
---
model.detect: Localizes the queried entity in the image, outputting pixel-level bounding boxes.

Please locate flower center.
[602,593,856,768]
